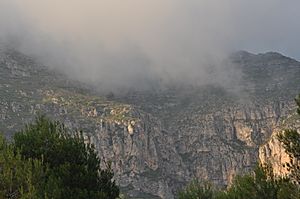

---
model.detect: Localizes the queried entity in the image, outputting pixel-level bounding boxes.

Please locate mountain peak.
[257,51,294,61]
[231,50,299,64]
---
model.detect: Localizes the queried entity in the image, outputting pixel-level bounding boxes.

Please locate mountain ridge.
[1,47,300,198]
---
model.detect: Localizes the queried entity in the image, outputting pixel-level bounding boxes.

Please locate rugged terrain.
[259,107,300,178]
[1,48,300,198]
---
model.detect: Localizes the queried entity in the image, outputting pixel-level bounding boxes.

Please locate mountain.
[1,47,300,198]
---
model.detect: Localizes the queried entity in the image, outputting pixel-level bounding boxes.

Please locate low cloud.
[1,0,299,91]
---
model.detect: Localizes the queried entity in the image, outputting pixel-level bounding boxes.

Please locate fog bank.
[1,0,299,91]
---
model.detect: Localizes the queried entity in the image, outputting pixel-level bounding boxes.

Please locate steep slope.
[259,109,300,177]
[0,48,176,198]
[118,51,300,196]
[1,48,300,198]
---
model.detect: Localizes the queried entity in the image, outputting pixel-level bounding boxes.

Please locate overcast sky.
[0,0,299,91]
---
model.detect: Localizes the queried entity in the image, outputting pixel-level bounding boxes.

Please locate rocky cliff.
[259,108,300,178]
[1,48,300,198]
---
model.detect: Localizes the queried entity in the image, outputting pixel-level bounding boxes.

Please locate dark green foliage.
[13,116,119,199]
[225,165,300,199]
[278,129,300,184]
[226,166,276,199]
[278,129,300,160]
[0,116,120,199]
[179,165,300,199]
[178,180,215,199]
[0,134,45,198]
[278,95,300,184]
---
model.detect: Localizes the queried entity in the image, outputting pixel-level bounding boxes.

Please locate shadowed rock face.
[1,48,300,198]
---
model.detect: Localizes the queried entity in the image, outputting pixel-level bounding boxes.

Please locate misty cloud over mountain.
[1,0,299,91]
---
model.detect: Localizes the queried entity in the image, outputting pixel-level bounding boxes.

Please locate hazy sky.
[0,0,299,91]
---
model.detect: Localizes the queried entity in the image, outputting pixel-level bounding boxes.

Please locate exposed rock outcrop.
[259,112,300,178]
[1,48,300,198]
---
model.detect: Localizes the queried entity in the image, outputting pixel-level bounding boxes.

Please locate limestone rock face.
[259,113,300,177]
[259,132,291,176]
[1,48,300,198]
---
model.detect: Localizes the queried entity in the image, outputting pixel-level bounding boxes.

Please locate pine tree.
[278,95,300,184]
[0,134,45,198]
[0,116,120,198]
